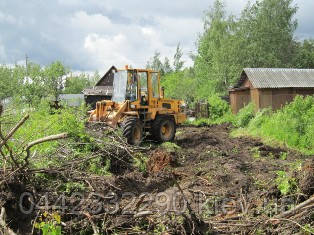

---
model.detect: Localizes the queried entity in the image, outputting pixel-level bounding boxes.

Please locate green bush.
[133,153,148,173]
[234,103,255,127]
[275,170,297,195]
[1,101,91,168]
[13,102,89,153]
[186,95,235,126]
[245,96,314,154]
[207,95,230,120]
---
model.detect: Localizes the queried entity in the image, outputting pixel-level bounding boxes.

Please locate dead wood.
[24,132,68,163]
[0,114,29,149]
[172,172,211,234]
[275,195,314,219]
[0,207,17,235]
[82,211,100,235]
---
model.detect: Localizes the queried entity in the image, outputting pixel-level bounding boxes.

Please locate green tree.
[173,43,184,72]
[163,57,172,74]
[237,0,298,67]
[21,62,46,105]
[146,51,164,75]
[64,74,92,94]
[161,68,196,103]
[293,39,314,68]
[0,66,16,100]
[194,0,238,96]
[90,71,101,86]
[44,61,69,101]
[195,0,298,97]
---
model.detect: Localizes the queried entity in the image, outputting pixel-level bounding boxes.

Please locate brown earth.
[1,124,313,234]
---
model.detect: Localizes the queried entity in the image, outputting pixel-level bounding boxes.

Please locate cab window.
[138,72,148,105]
[151,72,159,98]
[126,71,137,101]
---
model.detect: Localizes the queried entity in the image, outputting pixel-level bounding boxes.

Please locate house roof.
[236,68,314,88]
[95,65,117,86]
[82,65,116,96]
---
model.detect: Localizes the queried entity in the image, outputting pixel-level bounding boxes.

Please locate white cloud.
[0,11,16,24]
[70,11,112,32]
[84,33,133,69]
[0,0,313,72]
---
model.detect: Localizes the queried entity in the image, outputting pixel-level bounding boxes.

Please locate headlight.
[130,104,136,109]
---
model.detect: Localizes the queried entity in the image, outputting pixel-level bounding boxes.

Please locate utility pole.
[25,54,29,76]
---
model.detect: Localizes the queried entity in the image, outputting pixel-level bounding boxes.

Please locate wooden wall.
[271,88,293,110]
[97,71,114,86]
[230,87,314,113]
[230,89,251,114]
[258,88,314,110]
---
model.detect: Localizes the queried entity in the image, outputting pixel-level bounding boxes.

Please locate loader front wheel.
[152,116,176,142]
[122,117,143,145]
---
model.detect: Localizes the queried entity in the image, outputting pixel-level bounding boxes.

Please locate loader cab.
[111,68,161,107]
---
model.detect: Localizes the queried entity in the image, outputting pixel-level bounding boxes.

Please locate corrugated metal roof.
[239,68,314,88]
[83,86,113,96]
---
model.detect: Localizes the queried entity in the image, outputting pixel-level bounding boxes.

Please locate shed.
[229,68,314,113]
[58,94,84,107]
[83,66,117,108]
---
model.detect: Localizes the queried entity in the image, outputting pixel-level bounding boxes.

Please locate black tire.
[122,117,143,145]
[152,115,176,142]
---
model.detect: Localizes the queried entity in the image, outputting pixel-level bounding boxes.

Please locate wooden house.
[229,68,314,113]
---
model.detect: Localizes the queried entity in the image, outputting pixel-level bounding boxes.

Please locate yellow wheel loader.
[88,66,186,145]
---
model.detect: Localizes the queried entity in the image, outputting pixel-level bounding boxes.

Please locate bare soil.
[1,124,313,234]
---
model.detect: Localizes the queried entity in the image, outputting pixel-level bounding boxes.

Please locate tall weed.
[247,96,314,154]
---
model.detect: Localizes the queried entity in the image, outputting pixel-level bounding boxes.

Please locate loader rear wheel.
[122,117,143,145]
[152,116,176,142]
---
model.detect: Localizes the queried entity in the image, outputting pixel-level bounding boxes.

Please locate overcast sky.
[0,0,313,73]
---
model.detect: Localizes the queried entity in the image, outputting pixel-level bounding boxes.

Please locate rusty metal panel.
[241,68,314,88]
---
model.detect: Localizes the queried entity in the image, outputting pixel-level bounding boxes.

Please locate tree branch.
[275,195,314,218]
[24,133,68,166]
[0,114,29,149]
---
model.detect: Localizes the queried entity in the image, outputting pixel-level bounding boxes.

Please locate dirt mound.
[299,159,314,196]
[147,149,173,173]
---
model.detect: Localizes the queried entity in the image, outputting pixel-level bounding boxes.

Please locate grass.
[191,95,314,155]
[0,101,93,169]
[275,170,297,196]
[246,96,314,155]
[133,153,149,173]
[250,147,261,159]
[231,96,314,155]
[161,142,181,152]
